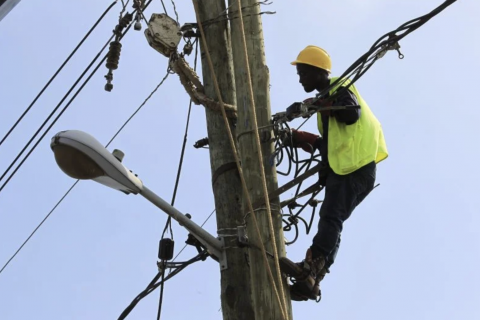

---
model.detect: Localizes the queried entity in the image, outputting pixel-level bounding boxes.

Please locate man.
[279,45,388,301]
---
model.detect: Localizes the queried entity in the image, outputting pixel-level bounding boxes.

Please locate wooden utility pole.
[194,1,255,319]
[228,0,293,319]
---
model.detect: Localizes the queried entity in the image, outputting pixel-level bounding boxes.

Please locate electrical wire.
[0,181,79,275]
[156,262,166,320]
[273,123,323,245]
[0,38,115,193]
[161,40,199,239]
[0,1,118,148]
[293,0,457,129]
[117,250,208,320]
[119,0,131,19]
[170,208,216,265]
[201,0,272,27]
[0,59,169,278]
[0,35,112,186]
[275,1,458,244]
[157,40,199,320]
[159,0,168,15]
[0,0,154,195]
[170,0,179,24]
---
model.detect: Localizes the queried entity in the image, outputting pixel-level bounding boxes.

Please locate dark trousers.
[312,161,376,268]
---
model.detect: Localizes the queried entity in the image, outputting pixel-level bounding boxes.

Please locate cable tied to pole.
[169,52,238,118]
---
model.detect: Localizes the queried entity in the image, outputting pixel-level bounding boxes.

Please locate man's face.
[296,64,327,93]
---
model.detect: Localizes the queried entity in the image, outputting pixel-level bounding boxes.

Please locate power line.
[0,1,118,148]
[0,35,113,187]
[0,0,154,195]
[0,181,79,275]
[106,71,170,147]
[159,0,168,15]
[157,40,199,320]
[118,250,208,320]
[0,69,170,277]
[170,208,216,263]
[161,40,199,239]
[295,0,457,130]
[170,0,179,24]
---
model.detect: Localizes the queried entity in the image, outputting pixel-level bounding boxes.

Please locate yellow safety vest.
[317,77,388,175]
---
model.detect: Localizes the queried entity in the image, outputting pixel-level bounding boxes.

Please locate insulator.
[106,41,122,70]
[134,20,142,31]
[132,0,145,10]
[119,12,133,29]
[183,42,193,55]
[158,238,174,261]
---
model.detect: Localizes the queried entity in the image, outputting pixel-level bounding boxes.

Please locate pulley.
[144,13,182,57]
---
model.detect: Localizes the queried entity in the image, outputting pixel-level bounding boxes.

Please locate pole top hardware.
[144,13,182,57]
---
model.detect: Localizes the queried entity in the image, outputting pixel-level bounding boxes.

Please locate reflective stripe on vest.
[317,77,388,175]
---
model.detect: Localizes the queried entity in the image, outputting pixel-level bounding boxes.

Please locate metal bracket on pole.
[237,226,249,246]
[217,236,227,270]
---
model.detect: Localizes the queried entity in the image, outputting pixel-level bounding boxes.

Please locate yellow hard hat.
[291,45,332,73]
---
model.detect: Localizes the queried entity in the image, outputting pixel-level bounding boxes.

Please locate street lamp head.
[53,144,104,179]
[50,130,143,194]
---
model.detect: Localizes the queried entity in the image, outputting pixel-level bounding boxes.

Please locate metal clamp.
[237,226,249,246]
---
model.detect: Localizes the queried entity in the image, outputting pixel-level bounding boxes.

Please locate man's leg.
[311,172,358,258]
[281,172,358,301]
[314,161,376,263]
[281,162,376,300]
[325,234,341,269]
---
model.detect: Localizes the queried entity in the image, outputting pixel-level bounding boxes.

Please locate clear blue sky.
[1,1,479,319]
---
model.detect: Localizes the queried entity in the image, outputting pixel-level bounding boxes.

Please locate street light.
[50,130,226,269]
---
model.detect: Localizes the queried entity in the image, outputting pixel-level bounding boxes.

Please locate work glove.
[283,128,321,154]
[303,97,333,117]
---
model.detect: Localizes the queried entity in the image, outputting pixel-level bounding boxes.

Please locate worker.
[279,45,388,301]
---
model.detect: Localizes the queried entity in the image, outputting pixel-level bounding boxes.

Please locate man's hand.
[303,97,333,116]
[285,102,303,120]
[283,128,321,154]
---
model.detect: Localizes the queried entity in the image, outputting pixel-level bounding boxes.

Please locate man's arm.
[332,88,361,125]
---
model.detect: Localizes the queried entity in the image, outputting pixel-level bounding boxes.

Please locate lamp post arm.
[140,186,226,268]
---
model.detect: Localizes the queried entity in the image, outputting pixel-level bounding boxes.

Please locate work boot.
[289,264,328,302]
[280,248,326,301]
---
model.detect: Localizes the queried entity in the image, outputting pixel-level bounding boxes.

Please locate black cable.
[0,180,79,275]
[170,208,216,264]
[156,262,166,320]
[0,36,113,185]
[118,251,208,320]
[0,1,118,148]
[0,40,114,193]
[0,0,154,195]
[295,0,457,127]
[157,40,199,320]
[278,1,457,245]
[0,1,169,276]
[159,0,168,15]
[107,71,170,147]
[170,0,179,24]
[118,268,179,320]
[161,40,199,239]
[0,69,169,276]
